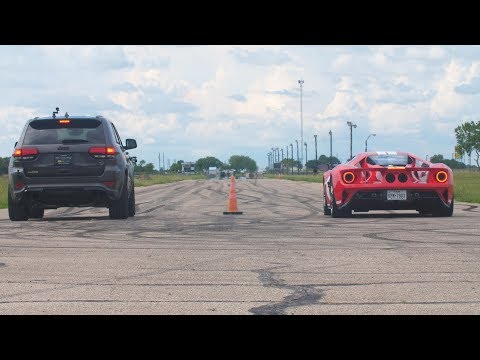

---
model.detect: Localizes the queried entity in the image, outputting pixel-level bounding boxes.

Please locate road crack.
[249,268,323,315]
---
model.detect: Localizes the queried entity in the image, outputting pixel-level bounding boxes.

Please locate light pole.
[295,139,299,174]
[365,133,376,152]
[304,142,308,173]
[298,79,304,167]
[286,146,289,162]
[329,130,332,162]
[314,134,318,170]
[276,147,280,164]
[346,121,357,161]
[280,148,284,173]
[290,143,294,175]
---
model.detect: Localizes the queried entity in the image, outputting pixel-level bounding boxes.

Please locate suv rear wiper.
[61,139,89,144]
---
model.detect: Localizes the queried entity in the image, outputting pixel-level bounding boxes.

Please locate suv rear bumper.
[9,167,125,207]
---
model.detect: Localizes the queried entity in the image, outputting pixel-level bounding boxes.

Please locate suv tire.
[8,187,29,221]
[109,176,129,219]
[128,184,136,217]
[29,208,45,219]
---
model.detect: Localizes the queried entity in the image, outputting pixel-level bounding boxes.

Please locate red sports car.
[323,151,454,217]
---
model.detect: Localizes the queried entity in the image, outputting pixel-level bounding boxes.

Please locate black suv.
[8,113,137,220]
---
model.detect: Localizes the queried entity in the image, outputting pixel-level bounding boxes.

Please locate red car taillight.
[89,146,116,159]
[436,171,448,183]
[13,148,39,160]
[343,171,355,184]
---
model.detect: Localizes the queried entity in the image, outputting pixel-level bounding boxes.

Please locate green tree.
[305,160,317,169]
[281,158,295,168]
[429,154,444,163]
[169,160,184,173]
[195,156,224,172]
[0,157,9,175]
[317,154,341,164]
[455,120,480,169]
[228,155,258,172]
[143,162,155,173]
[134,159,157,173]
[429,154,466,169]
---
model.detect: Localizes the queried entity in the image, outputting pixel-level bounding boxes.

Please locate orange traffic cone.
[223,175,243,215]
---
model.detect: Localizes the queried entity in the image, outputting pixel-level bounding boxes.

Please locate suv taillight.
[13,148,39,160]
[89,146,116,159]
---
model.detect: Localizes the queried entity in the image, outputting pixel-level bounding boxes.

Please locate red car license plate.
[387,190,407,200]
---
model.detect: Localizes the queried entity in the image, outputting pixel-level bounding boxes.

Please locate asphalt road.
[1,178,479,314]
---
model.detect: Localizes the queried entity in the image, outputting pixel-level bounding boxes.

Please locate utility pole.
[329,130,332,162]
[295,140,299,174]
[365,133,376,152]
[158,153,161,172]
[346,121,357,161]
[280,148,284,173]
[290,143,294,175]
[162,153,165,172]
[298,79,304,167]
[304,142,308,173]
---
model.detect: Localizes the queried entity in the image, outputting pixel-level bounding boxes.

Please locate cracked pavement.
[0,179,479,314]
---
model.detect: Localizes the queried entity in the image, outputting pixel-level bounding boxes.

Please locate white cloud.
[369,103,426,135]
[405,46,446,60]
[109,91,143,111]
[2,45,480,166]
[319,76,367,119]
[102,110,180,145]
[371,51,388,67]
[430,60,469,117]
[333,54,352,69]
[0,106,38,142]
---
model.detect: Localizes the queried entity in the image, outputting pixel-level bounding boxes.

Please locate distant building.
[182,162,195,173]
[207,166,219,179]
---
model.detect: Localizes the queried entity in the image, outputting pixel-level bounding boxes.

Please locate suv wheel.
[128,184,136,217]
[29,208,45,219]
[8,187,29,221]
[109,176,129,219]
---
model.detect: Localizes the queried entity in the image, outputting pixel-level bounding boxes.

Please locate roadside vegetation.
[452,170,480,203]
[0,176,6,208]
[1,170,479,210]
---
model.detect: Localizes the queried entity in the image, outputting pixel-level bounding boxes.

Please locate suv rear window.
[23,119,105,145]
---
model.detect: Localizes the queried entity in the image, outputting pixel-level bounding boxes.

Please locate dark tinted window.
[367,154,409,166]
[111,123,123,146]
[23,119,105,145]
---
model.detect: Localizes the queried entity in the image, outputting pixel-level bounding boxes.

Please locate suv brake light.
[13,148,39,160]
[89,146,116,159]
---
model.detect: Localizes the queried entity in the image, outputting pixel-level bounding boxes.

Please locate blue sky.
[1,45,480,169]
